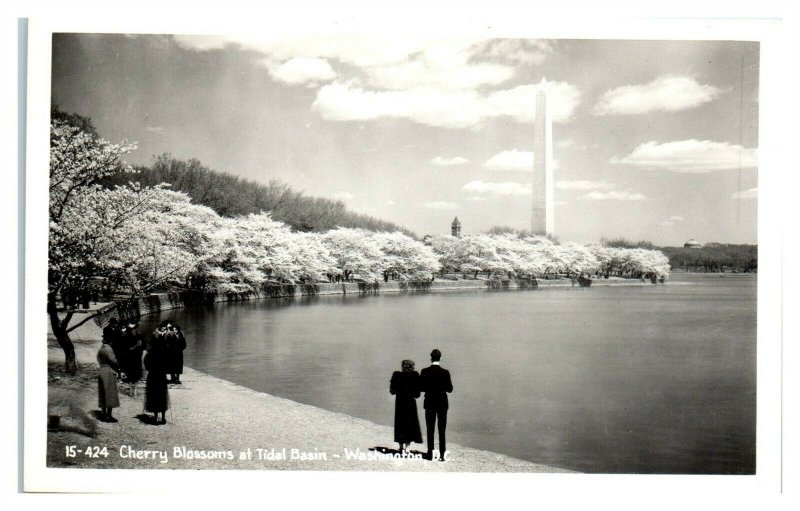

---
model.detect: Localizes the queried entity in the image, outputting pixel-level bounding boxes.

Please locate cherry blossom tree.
[558,242,600,276]
[322,228,384,282]
[198,213,299,293]
[495,234,550,278]
[288,232,338,283]
[49,118,218,373]
[621,248,671,278]
[371,231,441,280]
[426,235,459,274]
[104,188,219,294]
[588,245,670,278]
[450,235,510,278]
[49,119,139,373]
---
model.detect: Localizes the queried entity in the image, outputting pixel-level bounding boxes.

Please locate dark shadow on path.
[135,413,164,426]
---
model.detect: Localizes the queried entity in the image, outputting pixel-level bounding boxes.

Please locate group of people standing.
[97,322,454,460]
[96,318,187,424]
[390,349,453,461]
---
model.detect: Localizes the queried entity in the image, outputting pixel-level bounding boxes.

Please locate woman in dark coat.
[144,326,170,424]
[119,322,144,396]
[389,359,423,452]
[102,317,122,359]
[162,321,187,384]
[97,334,121,422]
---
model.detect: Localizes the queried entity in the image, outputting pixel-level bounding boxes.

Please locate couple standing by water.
[390,349,453,461]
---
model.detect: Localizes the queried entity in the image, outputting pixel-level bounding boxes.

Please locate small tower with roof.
[451,217,461,238]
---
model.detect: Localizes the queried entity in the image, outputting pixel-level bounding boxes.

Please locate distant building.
[451,217,461,238]
[684,238,702,249]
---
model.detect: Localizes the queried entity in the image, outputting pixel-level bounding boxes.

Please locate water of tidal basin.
[141,274,756,473]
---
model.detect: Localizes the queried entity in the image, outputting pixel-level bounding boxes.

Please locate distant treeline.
[600,238,757,273]
[601,237,655,250]
[485,225,560,243]
[102,154,416,237]
[659,244,757,273]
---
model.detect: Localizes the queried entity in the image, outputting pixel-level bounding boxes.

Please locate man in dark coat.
[163,322,187,384]
[419,349,453,461]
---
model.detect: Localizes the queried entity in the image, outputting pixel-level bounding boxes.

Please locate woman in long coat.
[97,334,121,422]
[389,359,423,452]
[144,326,170,424]
[119,323,144,394]
[163,321,187,384]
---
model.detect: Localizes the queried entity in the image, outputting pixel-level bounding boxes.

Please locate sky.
[51,34,759,246]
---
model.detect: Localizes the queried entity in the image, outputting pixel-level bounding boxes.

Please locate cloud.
[267,57,336,86]
[174,36,548,88]
[485,150,534,171]
[485,81,583,124]
[462,180,531,196]
[431,156,470,166]
[312,82,486,128]
[731,187,758,199]
[312,79,582,129]
[476,39,553,66]
[175,35,579,128]
[466,196,488,201]
[370,60,512,90]
[174,34,434,67]
[175,35,514,90]
[386,200,396,206]
[173,35,231,51]
[334,192,353,200]
[145,126,165,134]
[556,180,614,190]
[174,35,580,128]
[424,201,460,210]
[611,139,758,173]
[366,39,515,90]
[581,190,647,201]
[660,215,684,227]
[594,76,725,115]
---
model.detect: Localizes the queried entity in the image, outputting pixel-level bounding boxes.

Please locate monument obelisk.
[531,80,554,236]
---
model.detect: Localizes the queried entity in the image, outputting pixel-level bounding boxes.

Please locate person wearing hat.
[389,359,423,453]
[144,323,170,424]
[419,349,453,461]
[162,321,187,384]
[96,331,121,422]
[102,317,122,360]
[119,322,144,396]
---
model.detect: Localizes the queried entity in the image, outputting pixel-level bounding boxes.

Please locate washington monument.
[531,81,555,236]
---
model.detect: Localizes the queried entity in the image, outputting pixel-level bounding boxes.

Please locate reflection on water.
[140,274,756,473]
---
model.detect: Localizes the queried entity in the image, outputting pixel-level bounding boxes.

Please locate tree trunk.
[48,295,77,374]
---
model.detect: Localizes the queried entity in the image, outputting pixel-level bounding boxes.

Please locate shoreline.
[46,325,574,473]
[96,276,666,325]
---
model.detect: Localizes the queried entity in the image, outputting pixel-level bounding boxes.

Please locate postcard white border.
[20,2,799,510]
